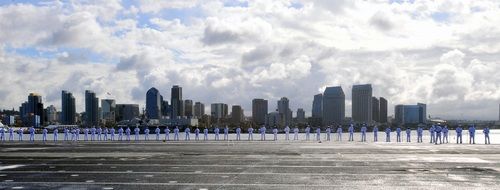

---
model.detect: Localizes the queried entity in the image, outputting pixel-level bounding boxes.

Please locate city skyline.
[1,1,500,120]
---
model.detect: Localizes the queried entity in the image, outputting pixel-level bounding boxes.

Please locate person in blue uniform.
[273,127,278,141]
[75,128,80,141]
[455,125,462,144]
[91,126,96,141]
[155,126,161,141]
[174,126,180,141]
[214,126,220,141]
[71,128,76,141]
[435,125,442,145]
[406,128,411,142]
[260,126,266,141]
[103,127,109,141]
[97,127,102,141]
[385,127,391,142]
[360,124,367,142]
[110,127,115,141]
[42,128,48,142]
[236,126,241,141]
[373,125,378,142]
[17,128,23,141]
[64,128,69,141]
[305,126,311,141]
[125,127,131,141]
[417,126,423,143]
[483,127,490,144]
[185,127,191,141]
[429,125,435,144]
[53,128,58,142]
[248,127,254,141]
[293,127,299,140]
[164,127,170,141]
[284,126,290,141]
[29,126,35,142]
[118,127,124,141]
[83,127,89,141]
[223,126,229,141]
[326,126,331,141]
[0,127,5,142]
[194,127,200,141]
[9,127,14,141]
[134,126,140,141]
[316,127,321,141]
[348,124,354,142]
[144,128,150,141]
[204,127,209,141]
[337,125,343,141]
[396,126,401,143]
[468,125,476,144]
[442,126,449,144]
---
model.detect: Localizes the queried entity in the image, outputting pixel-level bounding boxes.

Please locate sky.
[1,0,500,120]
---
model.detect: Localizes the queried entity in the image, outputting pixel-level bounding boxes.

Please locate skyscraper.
[26,93,44,127]
[231,105,244,124]
[352,84,372,123]
[296,108,306,124]
[322,86,345,125]
[252,99,268,125]
[379,97,388,123]
[116,104,140,121]
[312,94,323,118]
[194,102,205,118]
[211,103,228,120]
[184,99,193,117]
[85,90,99,127]
[277,97,292,126]
[171,85,183,118]
[61,91,76,125]
[146,87,161,119]
[101,99,116,123]
[394,103,427,124]
[45,105,57,123]
[372,97,380,123]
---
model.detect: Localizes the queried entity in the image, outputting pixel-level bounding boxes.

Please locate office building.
[61,91,76,125]
[277,97,292,126]
[211,103,228,120]
[352,84,372,123]
[45,105,57,123]
[116,104,140,121]
[379,97,388,123]
[252,98,268,125]
[146,87,161,119]
[101,99,116,123]
[231,105,244,124]
[85,90,99,127]
[171,85,184,118]
[322,86,345,125]
[312,94,323,118]
[394,103,427,124]
[372,97,380,123]
[266,112,281,127]
[296,108,306,124]
[184,99,193,117]
[194,102,205,117]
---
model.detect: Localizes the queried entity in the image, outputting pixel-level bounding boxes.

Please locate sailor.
[174,126,180,141]
[417,126,423,143]
[337,125,343,141]
[155,126,161,141]
[361,124,367,142]
[42,128,48,142]
[164,127,170,141]
[195,127,200,141]
[284,126,290,141]
[64,127,69,141]
[305,126,311,141]
[0,127,5,142]
[185,127,190,141]
[84,127,89,141]
[75,128,80,141]
[435,125,442,145]
[91,126,96,141]
[260,126,266,141]
[235,126,241,141]
[223,126,229,141]
[483,127,490,144]
[373,125,379,142]
[103,127,109,141]
[396,126,401,143]
[203,127,209,141]
[385,127,391,142]
[97,127,102,141]
[326,126,331,141]
[125,127,131,141]
[348,124,354,142]
[214,126,220,141]
[273,127,278,141]
[316,127,321,141]
[71,128,76,141]
[293,127,299,140]
[248,127,254,141]
[442,126,449,144]
[456,125,463,144]
[134,126,140,141]
[53,128,58,142]
[429,125,435,143]
[9,127,14,141]
[144,128,150,141]
[18,128,24,141]
[28,126,35,142]
[118,127,124,141]
[406,128,411,142]
[468,125,475,144]
[110,127,115,141]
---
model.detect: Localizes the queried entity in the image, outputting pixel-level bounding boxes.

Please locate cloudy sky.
[1,0,500,120]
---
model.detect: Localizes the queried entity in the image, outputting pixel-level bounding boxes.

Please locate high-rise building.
[231,105,244,124]
[394,103,427,124]
[28,93,44,127]
[61,91,76,125]
[101,99,116,123]
[85,90,99,127]
[312,94,323,118]
[372,97,380,123]
[252,99,268,125]
[116,104,140,121]
[352,84,372,123]
[161,98,169,117]
[322,86,345,125]
[211,103,228,120]
[45,105,57,123]
[296,108,306,124]
[379,97,388,123]
[171,85,184,118]
[194,102,205,118]
[146,87,161,119]
[277,97,292,126]
[184,99,194,117]
[266,112,281,127]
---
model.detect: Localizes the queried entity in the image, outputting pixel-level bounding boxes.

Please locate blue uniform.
[134,127,140,141]
[373,126,378,142]
[435,126,442,145]
[64,128,69,141]
[483,127,490,144]
[326,127,331,141]
[417,127,423,143]
[71,129,76,141]
[155,127,160,141]
[348,125,354,142]
[9,128,14,141]
[385,128,391,142]
[284,126,290,141]
[236,127,241,141]
[316,128,321,141]
[185,128,190,141]
[293,127,299,140]
[203,128,209,141]
[53,129,58,142]
[260,126,266,141]
[195,128,200,141]
[103,128,109,141]
[305,127,310,141]
[214,127,220,141]
[42,128,48,142]
[442,126,448,143]
[164,128,170,141]
[361,125,367,142]
[337,127,343,141]
[29,127,35,142]
[84,128,89,141]
[125,127,131,141]
[91,127,96,141]
[396,127,401,142]
[406,128,411,142]
[118,128,124,141]
[456,126,462,144]
[174,127,180,141]
[110,128,115,141]
[223,126,229,141]
[429,126,435,143]
[97,127,102,141]
[273,128,278,141]
[18,128,24,141]
[144,128,150,141]
[75,128,80,141]
[468,126,475,144]
[0,128,5,142]
[248,127,253,141]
